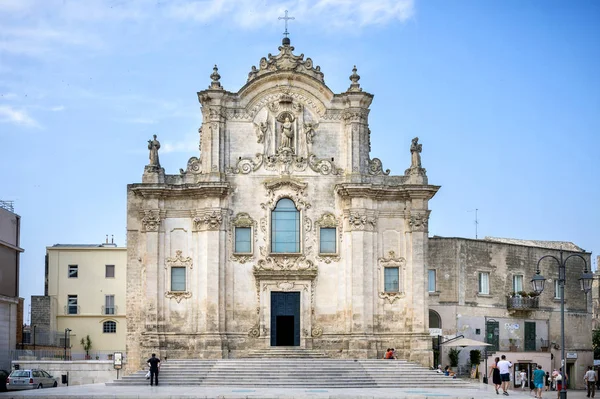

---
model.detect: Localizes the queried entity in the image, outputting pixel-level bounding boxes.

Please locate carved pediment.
[253,255,318,281]
[247,44,324,84]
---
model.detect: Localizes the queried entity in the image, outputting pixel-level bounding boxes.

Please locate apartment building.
[32,241,127,354]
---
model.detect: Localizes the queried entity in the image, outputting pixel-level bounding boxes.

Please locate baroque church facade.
[126,37,439,372]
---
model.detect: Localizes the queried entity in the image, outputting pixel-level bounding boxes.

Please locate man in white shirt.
[584,366,597,398]
[497,354,513,396]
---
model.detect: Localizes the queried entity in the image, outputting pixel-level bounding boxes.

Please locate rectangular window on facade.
[428,269,436,292]
[105,264,115,278]
[478,272,490,294]
[171,267,186,292]
[319,227,336,254]
[384,267,399,292]
[554,279,562,299]
[67,295,78,314]
[68,265,78,278]
[234,227,252,253]
[105,295,115,315]
[513,275,524,293]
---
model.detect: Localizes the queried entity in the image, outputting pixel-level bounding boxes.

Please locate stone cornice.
[335,183,440,201]
[129,183,230,199]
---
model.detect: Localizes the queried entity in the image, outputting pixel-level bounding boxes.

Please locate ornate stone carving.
[246,43,324,84]
[209,65,223,90]
[347,65,361,92]
[193,210,224,231]
[303,216,312,233]
[378,292,403,304]
[165,250,193,270]
[308,154,343,175]
[165,291,192,303]
[378,251,407,303]
[304,123,317,144]
[311,325,324,338]
[141,210,161,232]
[253,255,318,280]
[248,325,260,338]
[316,212,337,228]
[229,212,257,263]
[368,158,390,176]
[347,212,377,231]
[185,156,202,174]
[261,177,310,211]
[232,153,263,174]
[246,91,325,119]
[408,211,430,233]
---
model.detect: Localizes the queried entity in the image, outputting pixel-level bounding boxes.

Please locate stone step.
[108,358,473,388]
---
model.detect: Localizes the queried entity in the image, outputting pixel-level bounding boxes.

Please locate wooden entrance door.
[270,292,300,346]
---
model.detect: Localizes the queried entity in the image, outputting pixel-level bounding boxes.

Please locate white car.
[7,369,58,390]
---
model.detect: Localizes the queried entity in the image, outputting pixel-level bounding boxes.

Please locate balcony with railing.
[506,295,539,310]
[101,305,118,315]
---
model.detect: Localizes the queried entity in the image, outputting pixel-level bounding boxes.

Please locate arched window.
[429,310,442,329]
[103,320,117,333]
[271,198,300,253]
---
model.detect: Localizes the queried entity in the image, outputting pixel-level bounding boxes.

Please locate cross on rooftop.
[278,10,295,38]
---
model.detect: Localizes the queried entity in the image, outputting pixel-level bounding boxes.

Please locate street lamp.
[63,329,71,361]
[531,250,593,399]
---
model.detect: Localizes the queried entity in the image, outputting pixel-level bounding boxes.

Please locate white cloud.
[50,105,65,111]
[0,105,41,128]
[162,136,198,153]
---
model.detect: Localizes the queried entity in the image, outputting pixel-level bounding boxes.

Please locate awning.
[441,338,492,347]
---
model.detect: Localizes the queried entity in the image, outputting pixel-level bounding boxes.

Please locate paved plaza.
[0,384,594,399]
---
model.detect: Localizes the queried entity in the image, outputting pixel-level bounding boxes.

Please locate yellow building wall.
[47,246,126,352]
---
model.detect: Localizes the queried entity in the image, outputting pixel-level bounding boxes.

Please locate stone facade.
[126,38,439,372]
[427,237,593,389]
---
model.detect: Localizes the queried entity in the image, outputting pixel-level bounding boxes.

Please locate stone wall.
[11,360,121,386]
[31,295,52,332]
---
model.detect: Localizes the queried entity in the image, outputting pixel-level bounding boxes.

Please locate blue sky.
[1,0,598,323]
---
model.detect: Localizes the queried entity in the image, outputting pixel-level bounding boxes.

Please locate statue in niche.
[148,134,161,167]
[279,113,295,150]
[410,136,422,168]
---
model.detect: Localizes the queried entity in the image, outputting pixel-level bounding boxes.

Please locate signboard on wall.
[429,328,442,336]
[113,352,123,369]
[566,352,577,359]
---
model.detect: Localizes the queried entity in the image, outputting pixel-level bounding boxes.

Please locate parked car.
[6,369,58,390]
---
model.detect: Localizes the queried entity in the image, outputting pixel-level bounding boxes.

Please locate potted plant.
[518,291,529,298]
[80,335,92,360]
[469,350,481,378]
[448,348,461,367]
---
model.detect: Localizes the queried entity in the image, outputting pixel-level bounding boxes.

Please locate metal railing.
[101,305,118,315]
[21,330,68,347]
[10,349,126,362]
[506,296,539,310]
[63,305,80,315]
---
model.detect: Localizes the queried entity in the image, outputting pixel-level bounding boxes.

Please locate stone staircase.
[107,355,473,388]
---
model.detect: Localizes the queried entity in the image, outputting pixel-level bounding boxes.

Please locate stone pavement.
[0,384,593,399]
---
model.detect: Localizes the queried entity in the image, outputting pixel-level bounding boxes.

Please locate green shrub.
[448,348,461,367]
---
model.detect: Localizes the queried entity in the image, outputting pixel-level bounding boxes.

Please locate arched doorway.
[429,310,442,367]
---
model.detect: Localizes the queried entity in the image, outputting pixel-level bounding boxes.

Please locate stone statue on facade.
[410,137,422,168]
[148,134,161,167]
[280,116,294,149]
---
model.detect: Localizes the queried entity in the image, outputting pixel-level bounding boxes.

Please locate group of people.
[488,355,597,398]
[383,348,397,359]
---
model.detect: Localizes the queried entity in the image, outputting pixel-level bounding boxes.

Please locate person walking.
[147,353,161,386]
[497,354,513,396]
[584,365,597,398]
[489,356,502,395]
[532,365,545,399]
[520,369,527,390]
